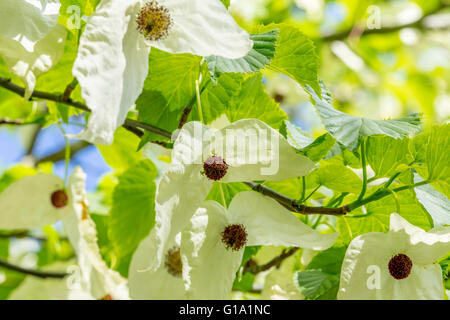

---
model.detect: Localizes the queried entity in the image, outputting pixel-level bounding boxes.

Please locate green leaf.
[0,165,37,193]
[194,73,287,129]
[136,90,179,147]
[410,124,450,198]
[109,160,157,258]
[98,127,143,172]
[206,182,251,207]
[306,245,347,274]
[366,136,411,178]
[306,83,421,151]
[144,48,203,111]
[337,188,433,243]
[310,162,362,194]
[220,0,230,8]
[294,269,339,300]
[256,24,320,94]
[284,121,336,162]
[242,246,262,266]
[205,30,279,79]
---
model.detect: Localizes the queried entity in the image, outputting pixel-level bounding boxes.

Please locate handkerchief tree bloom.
[72,0,253,145]
[338,213,450,300]
[0,168,129,300]
[128,224,187,299]
[0,0,66,99]
[143,119,315,273]
[180,191,338,299]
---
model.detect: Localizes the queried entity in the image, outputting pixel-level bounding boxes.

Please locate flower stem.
[357,139,367,201]
[218,183,227,208]
[57,123,71,187]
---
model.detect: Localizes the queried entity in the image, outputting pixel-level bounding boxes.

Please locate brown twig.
[35,140,91,164]
[244,248,299,275]
[178,105,193,129]
[0,118,24,125]
[244,182,350,216]
[0,257,68,279]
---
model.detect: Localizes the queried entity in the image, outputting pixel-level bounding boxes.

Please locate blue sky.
[0,118,111,191]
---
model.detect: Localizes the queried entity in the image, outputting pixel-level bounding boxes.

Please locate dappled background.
[0,0,449,299]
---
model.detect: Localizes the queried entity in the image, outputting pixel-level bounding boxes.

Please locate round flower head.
[0,174,73,230]
[181,191,338,299]
[338,213,450,300]
[0,0,66,99]
[72,0,253,145]
[62,167,130,300]
[128,227,187,299]
[146,119,315,272]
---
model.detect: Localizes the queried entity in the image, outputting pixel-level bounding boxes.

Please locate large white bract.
[72,0,253,145]
[0,0,66,99]
[338,213,450,300]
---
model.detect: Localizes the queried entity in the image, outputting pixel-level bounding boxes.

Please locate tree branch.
[35,141,91,164]
[244,182,350,216]
[0,118,24,126]
[244,248,298,274]
[321,2,450,42]
[0,257,68,279]
[0,77,172,140]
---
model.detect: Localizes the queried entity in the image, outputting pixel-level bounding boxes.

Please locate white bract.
[147,119,315,272]
[128,226,187,299]
[181,191,338,299]
[261,269,305,300]
[62,167,130,300]
[0,167,129,300]
[72,0,253,145]
[338,213,450,300]
[0,0,66,99]
[0,173,71,229]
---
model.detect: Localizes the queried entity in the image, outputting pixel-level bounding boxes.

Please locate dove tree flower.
[72,0,253,145]
[0,167,129,300]
[338,213,450,300]
[145,119,315,272]
[0,0,66,99]
[180,191,338,299]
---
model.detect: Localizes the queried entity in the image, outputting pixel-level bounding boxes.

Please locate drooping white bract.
[72,0,253,145]
[128,225,187,299]
[62,167,130,300]
[146,119,316,273]
[338,213,450,300]
[0,174,72,230]
[181,191,338,299]
[0,0,66,99]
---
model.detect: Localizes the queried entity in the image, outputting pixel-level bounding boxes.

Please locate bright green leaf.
[109,160,157,258]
